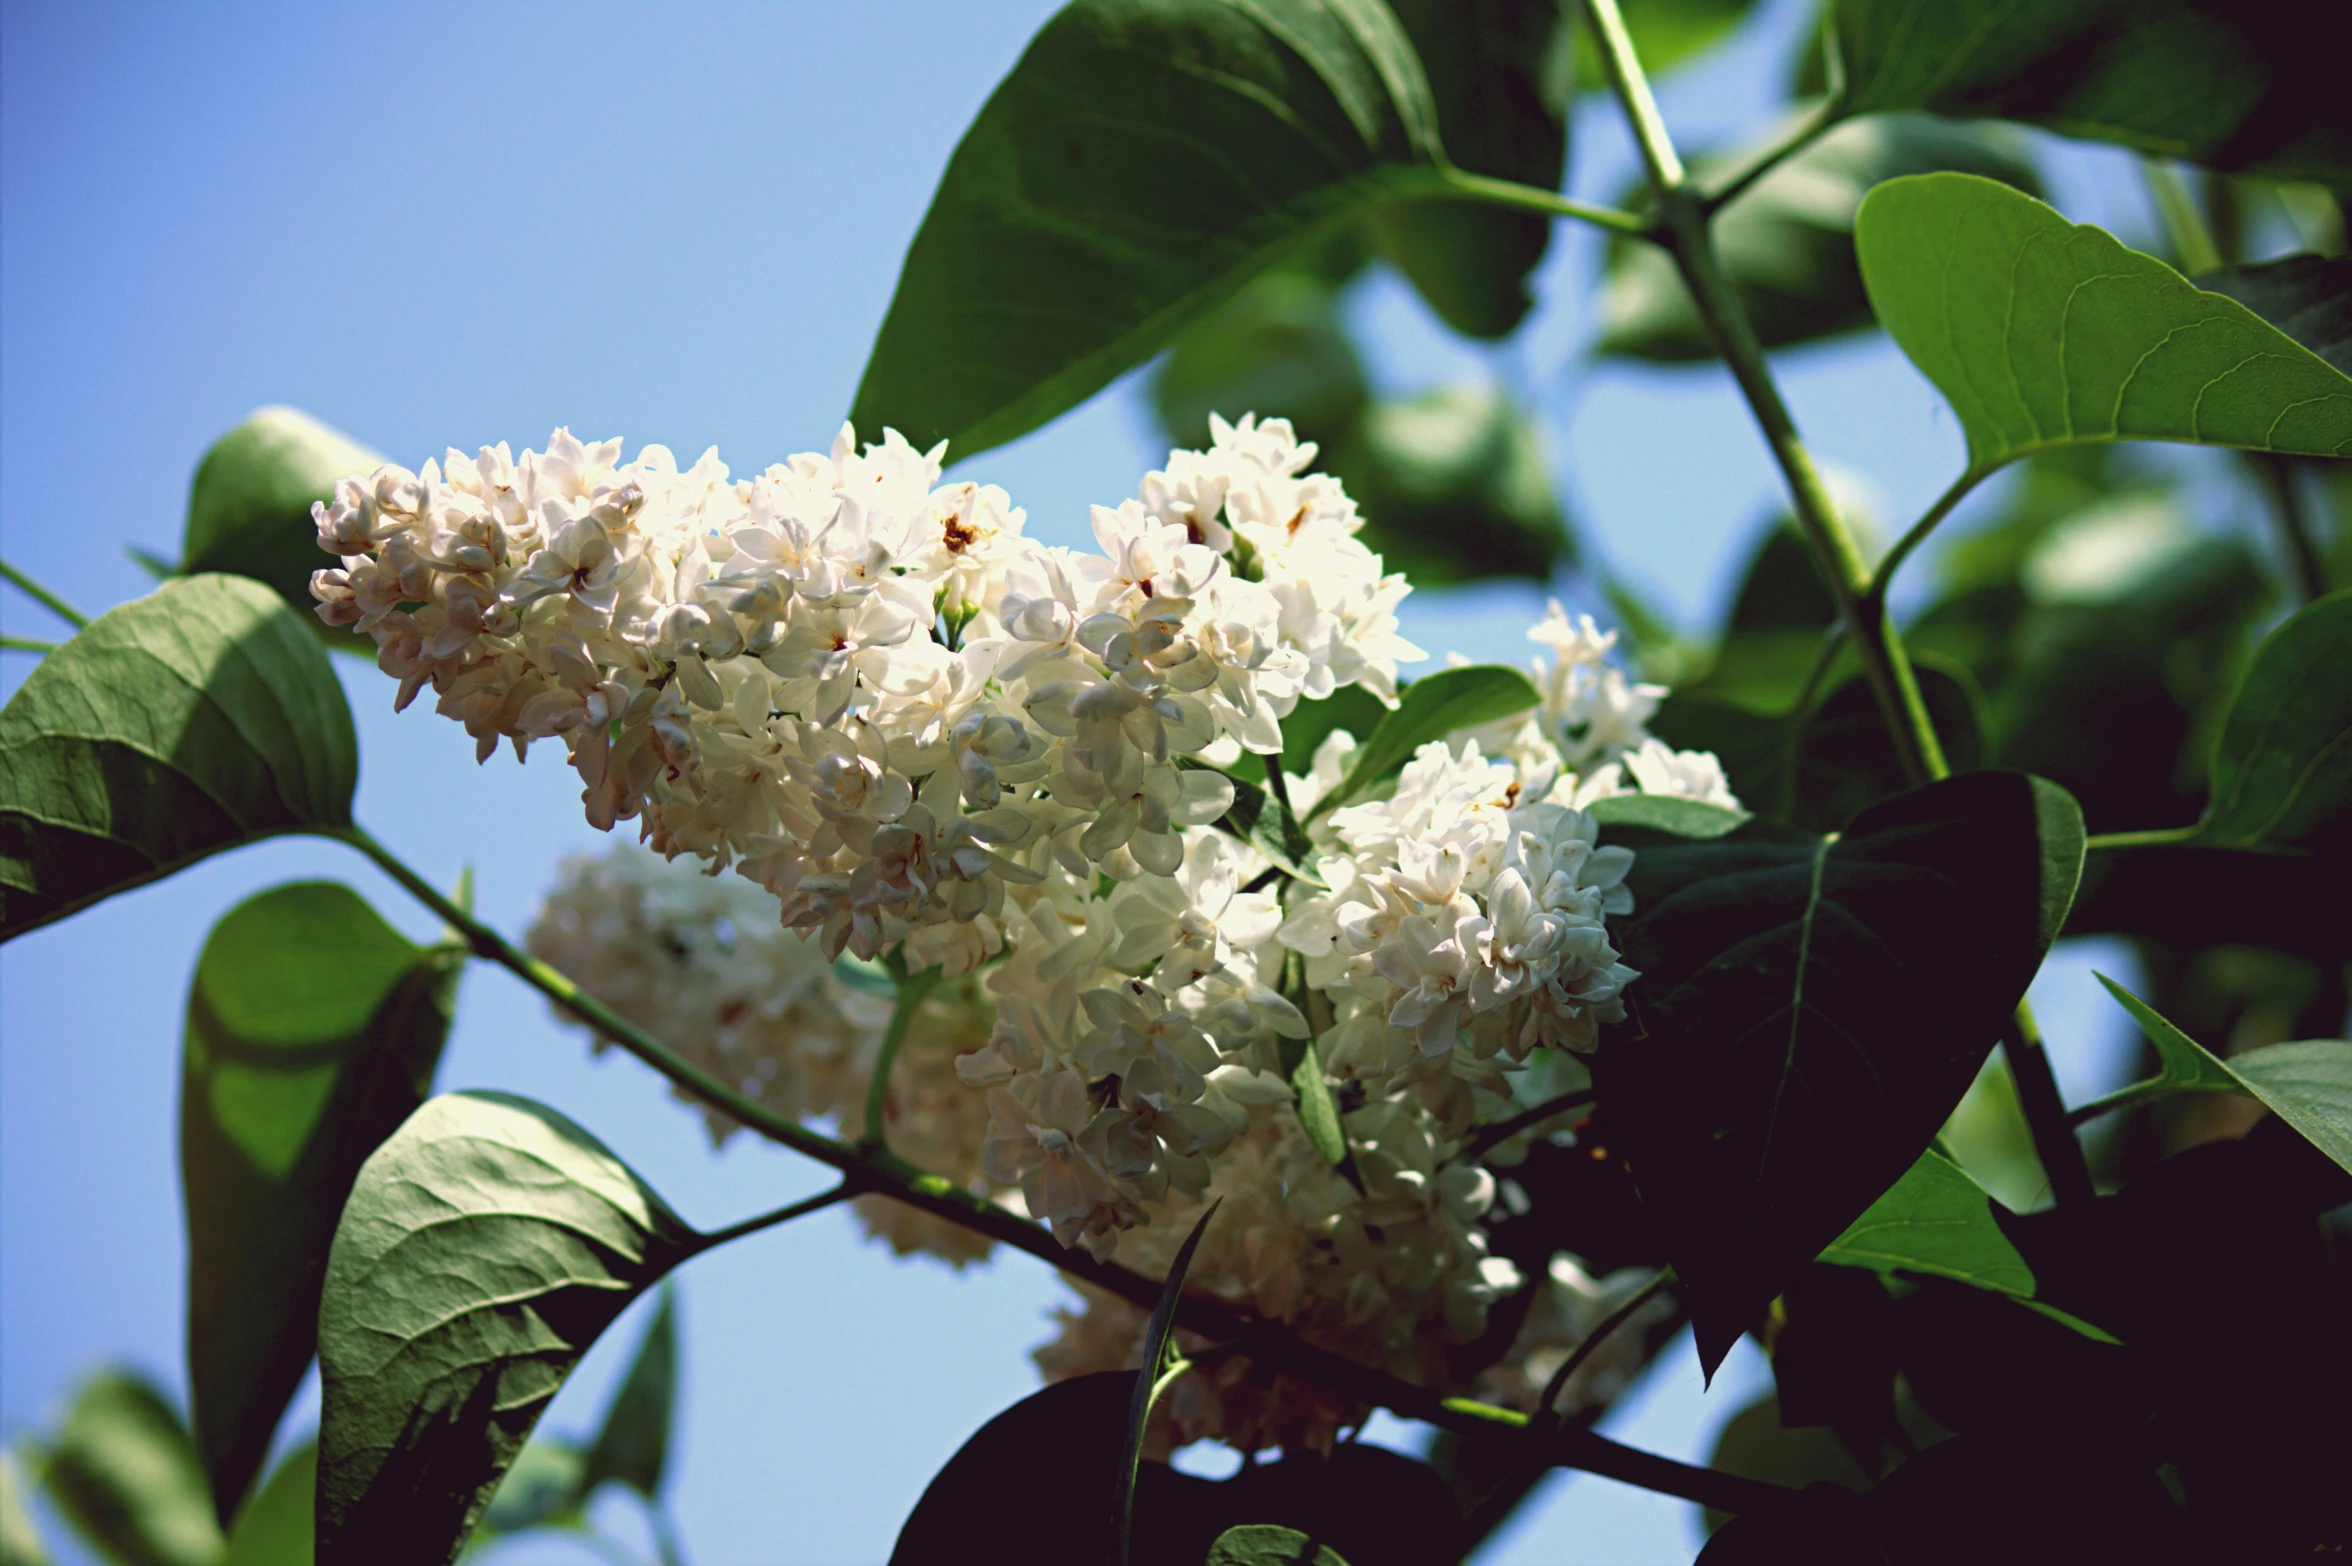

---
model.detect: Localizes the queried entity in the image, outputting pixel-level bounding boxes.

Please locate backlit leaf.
[577,1286,678,1504]
[35,1371,222,1566]
[182,882,456,1520]
[2102,978,2352,1178]
[1855,174,2352,479]
[0,576,357,941]
[181,409,381,634]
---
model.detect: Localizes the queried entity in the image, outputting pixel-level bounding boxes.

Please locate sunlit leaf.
[1308,665,1539,818]
[1855,174,2352,479]
[35,1371,222,1566]
[1828,0,2352,188]
[183,882,457,1520]
[1600,771,2083,1375]
[1372,0,1568,339]
[851,0,1445,459]
[181,409,381,635]
[315,1093,701,1565]
[1208,1527,1350,1566]
[0,575,357,941]
[1291,1042,1347,1165]
[1587,794,1750,839]
[1602,116,2040,362]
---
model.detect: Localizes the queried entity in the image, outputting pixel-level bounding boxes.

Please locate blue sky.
[2,3,2168,1560]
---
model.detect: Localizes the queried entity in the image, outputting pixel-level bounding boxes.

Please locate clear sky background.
[2,3,2176,1561]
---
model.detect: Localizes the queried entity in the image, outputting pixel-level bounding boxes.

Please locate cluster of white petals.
[337,414,1738,1454]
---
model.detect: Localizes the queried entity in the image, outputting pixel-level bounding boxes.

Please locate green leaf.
[577,1286,678,1504]
[2099,977,2352,1177]
[1370,0,1567,339]
[182,409,382,634]
[1119,1202,1220,1566]
[2200,254,2352,376]
[36,1371,223,1566]
[2192,589,2352,852]
[1602,115,2041,362]
[1207,1526,1350,1566]
[1151,272,1369,452]
[1,1449,45,1566]
[1209,766,1318,885]
[1599,771,2083,1375]
[1279,685,1388,777]
[1828,0,2352,188]
[1332,385,1572,584]
[1855,174,2352,480]
[1290,1042,1347,1165]
[2066,838,2351,960]
[1816,1149,2118,1341]
[1699,1394,1872,1534]
[315,1092,701,1565]
[473,1442,585,1538]
[1586,793,1750,838]
[222,1443,312,1566]
[182,881,457,1522]
[0,575,358,942]
[2228,1040,2352,1180]
[1308,664,1539,818]
[850,0,1446,459]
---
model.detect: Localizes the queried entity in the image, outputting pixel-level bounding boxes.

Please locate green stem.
[0,635,57,655]
[2064,1078,2184,1129]
[863,967,943,1150]
[1702,98,1837,215]
[696,1181,859,1251]
[1581,0,2097,1210]
[344,820,1787,1516]
[1436,167,1651,239]
[2084,826,2199,852]
[1772,623,1851,821]
[1867,468,1991,612]
[0,558,89,630]
[2140,158,2223,276]
[1458,1087,1596,1163]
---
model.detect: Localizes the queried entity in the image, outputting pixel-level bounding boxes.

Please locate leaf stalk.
[0,557,89,630]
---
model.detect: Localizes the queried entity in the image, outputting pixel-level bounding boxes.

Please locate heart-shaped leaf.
[33,1370,222,1566]
[182,409,382,633]
[1370,0,1567,340]
[0,575,358,941]
[1855,174,2352,480]
[182,881,457,1521]
[851,0,1445,458]
[1600,770,2084,1374]
[2193,589,2352,852]
[1307,664,1540,818]
[1827,0,2352,188]
[1601,115,2041,362]
[315,1092,700,1565]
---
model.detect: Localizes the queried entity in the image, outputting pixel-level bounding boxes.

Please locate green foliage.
[577,1286,680,1506]
[1602,115,2040,361]
[314,1092,700,1565]
[850,0,1446,458]
[33,1372,222,1566]
[1207,1526,1349,1566]
[180,881,456,1520]
[1600,771,2083,1373]
[1290,1042,1348,1165]
[0,576,357,941]
[1307,664,1539,818]
[1585,792,1748,838]
[1334,386,1571,584]
[181,409,381,635]
[1120,1204,1221,1565]
[1370,0,1567,339]
[1,1450,45,1566]
[1152,272,1368,453]
[2101,977,2352,1177]
[221,1445,312,1566]
[1827,0,2352,188]
[2192,589,2352,850]
[1700,1394,1872,1532]
[1278,686,1389,777]
[1856,174,2352,479]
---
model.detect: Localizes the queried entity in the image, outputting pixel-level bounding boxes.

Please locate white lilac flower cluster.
[327,415,1734,1453]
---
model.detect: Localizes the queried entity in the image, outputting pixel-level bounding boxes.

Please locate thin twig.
[1865,468,1990,614]
[2255,455,2326,604]
[0,558,89,630]
[341,820,1788,1517]
[0,635,58,655]
[2001,1005,2096,1209]
[1458,1088,1596,1163]
[1538,1268,1676,1427]
[1437,167,1654,240]
[1702,99,1837,216]
[697,1181,859,1250]
[863,967,943,1149]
